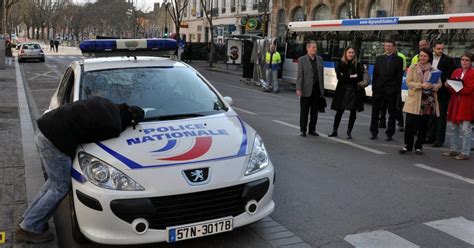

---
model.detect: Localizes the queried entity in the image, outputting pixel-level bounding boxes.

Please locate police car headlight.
[78,152,144,191]
[245,135,269,175]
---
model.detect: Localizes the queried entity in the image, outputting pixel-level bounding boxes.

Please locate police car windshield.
[80,67,227,120]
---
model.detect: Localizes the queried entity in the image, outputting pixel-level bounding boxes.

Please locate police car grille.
[150,184,246,229]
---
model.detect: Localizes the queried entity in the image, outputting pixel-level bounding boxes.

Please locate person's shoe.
[454,154,469,160]
[415,149,423,155]
[432,142,443,147]
[300,132,307,137]
[346,130,352,139]
[399,147,411,154]
[369,134,377,140]
[14,227,54,244]
[385,136,393,141]
[442,150,459,157]
[308,131,319,136]
[378,122,386,128]
[328,131,337,137]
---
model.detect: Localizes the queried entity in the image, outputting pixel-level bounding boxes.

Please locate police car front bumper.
[71,160,274,245]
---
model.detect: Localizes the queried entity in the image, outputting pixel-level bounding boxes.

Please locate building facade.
[270,0,474,42]
[180,0,274,43]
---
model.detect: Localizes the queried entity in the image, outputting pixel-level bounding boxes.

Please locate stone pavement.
[0,58,58,247]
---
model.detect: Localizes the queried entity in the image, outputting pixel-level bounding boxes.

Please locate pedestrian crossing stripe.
[0,231,5,244]
[344,216,474,247]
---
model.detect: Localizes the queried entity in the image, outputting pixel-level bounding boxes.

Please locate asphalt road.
[19,51,474,248]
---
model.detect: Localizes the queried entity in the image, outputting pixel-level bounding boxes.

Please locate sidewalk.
[0,60,58,247]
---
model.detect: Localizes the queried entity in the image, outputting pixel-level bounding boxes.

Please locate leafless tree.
[166,0,190,40]
[200,0,215,66]
[1,0,20,36]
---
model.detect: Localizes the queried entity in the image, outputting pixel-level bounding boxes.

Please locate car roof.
[81,56,188,72]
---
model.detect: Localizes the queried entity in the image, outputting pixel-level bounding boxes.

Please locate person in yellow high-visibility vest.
[263,44,281,93]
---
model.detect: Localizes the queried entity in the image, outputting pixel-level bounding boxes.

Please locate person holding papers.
[399,48,442,155]
[443,52,474,160]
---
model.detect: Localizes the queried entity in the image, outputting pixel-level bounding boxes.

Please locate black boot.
[328,130,337,137]
[346,130,352,139]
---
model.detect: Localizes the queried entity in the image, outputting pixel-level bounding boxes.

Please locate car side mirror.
[223,96,233,106]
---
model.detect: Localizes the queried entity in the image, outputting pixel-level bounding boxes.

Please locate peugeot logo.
[182,168,210,185]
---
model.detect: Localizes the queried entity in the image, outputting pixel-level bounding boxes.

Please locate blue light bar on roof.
[79,38,177,57]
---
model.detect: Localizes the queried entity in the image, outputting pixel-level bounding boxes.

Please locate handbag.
[358,64,370,88]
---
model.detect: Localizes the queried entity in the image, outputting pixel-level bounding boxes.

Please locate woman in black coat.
[329,47,366,139]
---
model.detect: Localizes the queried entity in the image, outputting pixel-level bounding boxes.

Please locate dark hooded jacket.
[37,96,144,158]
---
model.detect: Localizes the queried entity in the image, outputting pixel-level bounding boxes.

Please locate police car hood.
[81,113,250,170]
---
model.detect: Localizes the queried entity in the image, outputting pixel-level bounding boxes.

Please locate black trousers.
[426,94,450,144]
[404,113,431,150]
[333,109,357,132]
[379,94,404,126]
[370,93,397,137]
[300,95,319,133]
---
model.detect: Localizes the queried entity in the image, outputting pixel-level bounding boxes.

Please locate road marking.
[344,230,419,248]
[232,106,257,115]
[413,164,474,184]
[27,71,59,80]
[272,120,386,155]
[424,217,474,245]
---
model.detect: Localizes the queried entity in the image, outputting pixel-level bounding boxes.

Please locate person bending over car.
[15,96,145,243]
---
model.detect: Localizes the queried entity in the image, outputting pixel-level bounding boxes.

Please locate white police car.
[48,39,275,244]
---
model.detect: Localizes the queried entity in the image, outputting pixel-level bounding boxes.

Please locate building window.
[241,0,247,11]
[411,0,444,15]
[277,9,286,42]
[312,4,330,20]
[231,0,236,12]
[292,7,304,22]
[338,3,349,19]
[252,0,258,10]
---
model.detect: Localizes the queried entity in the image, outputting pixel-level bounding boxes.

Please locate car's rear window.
[80,67,227,120]
[22,44,40,49]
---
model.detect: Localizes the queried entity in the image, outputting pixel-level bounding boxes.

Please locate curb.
[14,60,59,248]
[204,67,241,76]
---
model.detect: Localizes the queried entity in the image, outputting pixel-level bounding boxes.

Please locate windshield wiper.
[143,113,205,121]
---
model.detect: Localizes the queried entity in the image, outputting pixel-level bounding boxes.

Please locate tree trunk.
[209,25,214,67]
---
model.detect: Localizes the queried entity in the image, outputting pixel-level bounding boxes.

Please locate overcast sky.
[73,0,164,12]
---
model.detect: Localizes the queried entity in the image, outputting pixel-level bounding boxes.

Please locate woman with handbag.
[399,48,442,155]
[443,51,474,160]
[328,47,366,139]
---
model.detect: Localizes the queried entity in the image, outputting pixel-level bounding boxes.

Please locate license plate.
[167,217,233,242]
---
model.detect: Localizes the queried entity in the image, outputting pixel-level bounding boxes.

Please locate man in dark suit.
[426,40,456,147]
[296,40,325,137]
[370,39,404,141]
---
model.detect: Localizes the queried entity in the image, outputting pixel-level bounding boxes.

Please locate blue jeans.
[263,69,278,92]
[448,121,472,156]
[20,130,72,234]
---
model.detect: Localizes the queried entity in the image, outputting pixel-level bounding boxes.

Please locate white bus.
[281,13,474,100]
